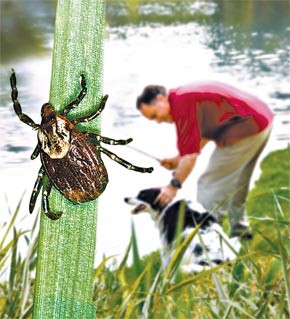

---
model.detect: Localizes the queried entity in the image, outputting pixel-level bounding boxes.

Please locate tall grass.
[92,212,289,319]
[1,147,289,318]
[0,195,38,319]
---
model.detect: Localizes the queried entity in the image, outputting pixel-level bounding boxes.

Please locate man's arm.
[156,153,198,206]
[160,155,180,170]
[156,138,208,205]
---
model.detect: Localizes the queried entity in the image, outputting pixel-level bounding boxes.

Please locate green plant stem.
[32,1,105,318]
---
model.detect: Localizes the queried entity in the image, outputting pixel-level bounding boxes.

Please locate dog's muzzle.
[124,197,148,214]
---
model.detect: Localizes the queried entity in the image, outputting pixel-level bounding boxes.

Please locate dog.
[124,188,241,273]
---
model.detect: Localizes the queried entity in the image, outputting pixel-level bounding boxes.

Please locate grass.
[0,146,289,318]
[0,194,38,319]
[32,1,105,318]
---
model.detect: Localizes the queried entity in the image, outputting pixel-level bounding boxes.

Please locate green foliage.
[75,143,290,318]
[247,147,290,216]
[76,149,290,319]
[1,147,289,318]
[0,195,38,319]
[246,147,290,253]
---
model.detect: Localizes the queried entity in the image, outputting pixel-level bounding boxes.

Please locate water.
[0,0,289,263]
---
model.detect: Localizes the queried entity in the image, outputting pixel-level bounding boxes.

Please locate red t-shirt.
[168,82,274,156]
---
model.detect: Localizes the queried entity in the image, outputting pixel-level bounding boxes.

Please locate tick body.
[10,70,153,220]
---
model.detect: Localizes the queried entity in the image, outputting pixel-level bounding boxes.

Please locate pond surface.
[0,0,289,262]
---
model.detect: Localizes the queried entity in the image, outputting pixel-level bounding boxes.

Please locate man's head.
[136,85,173,123]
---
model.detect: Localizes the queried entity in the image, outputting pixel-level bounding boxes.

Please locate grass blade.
[131,220,143,279]
[163,210,201,282]
[118,264,150,318]
[32,1,105,318]
[141,268,163,319]
[0,192,25,250]
[116,238,132,284]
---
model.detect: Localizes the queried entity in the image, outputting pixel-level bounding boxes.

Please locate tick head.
[41,103,56,122]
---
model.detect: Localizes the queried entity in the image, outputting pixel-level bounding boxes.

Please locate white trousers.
[197,126,272,236]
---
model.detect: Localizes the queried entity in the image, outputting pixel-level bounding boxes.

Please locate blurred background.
[1,0,289,263]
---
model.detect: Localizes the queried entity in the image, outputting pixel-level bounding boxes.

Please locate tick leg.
[42,180,63,220]
[61,74,87,116]
[72,95,108,125]
[97,146,153,173]
[29,166,45,214]
[86,132,133,145]
[10,69,39,129]
[31,144,40,160]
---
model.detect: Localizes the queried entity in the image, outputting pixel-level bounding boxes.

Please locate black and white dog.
[124,188,241,273]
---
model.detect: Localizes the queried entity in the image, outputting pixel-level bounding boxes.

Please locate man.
[136,81,273,238]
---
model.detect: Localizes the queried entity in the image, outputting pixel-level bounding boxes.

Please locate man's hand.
[160,155,180,170]
[155,184,178,206]
[157,153,198,206]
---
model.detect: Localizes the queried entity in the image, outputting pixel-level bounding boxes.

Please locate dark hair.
[136,85,167,109]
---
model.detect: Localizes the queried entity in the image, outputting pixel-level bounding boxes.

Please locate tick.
[10,70,153,220]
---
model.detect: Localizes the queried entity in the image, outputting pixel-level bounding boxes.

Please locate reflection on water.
[0,0,289,262]
[1,0,289,164]
[0,1,55,62]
